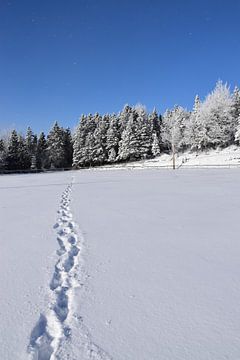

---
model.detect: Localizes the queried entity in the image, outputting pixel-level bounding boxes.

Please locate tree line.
[0,123,73,171]
[1,81,240,171]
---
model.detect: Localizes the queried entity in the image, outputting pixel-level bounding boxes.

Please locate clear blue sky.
[0,0,240,133]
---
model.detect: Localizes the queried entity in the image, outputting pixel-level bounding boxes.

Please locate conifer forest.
[1,81,240,171]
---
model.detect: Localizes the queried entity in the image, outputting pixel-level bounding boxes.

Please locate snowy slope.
[1,169,240,359]
[97,145,240,170]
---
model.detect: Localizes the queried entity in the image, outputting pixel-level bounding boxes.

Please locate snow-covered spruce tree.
[195,81,235,149]
[135,105,152,159]
[234,115,240,144]
[47,122,65,168]
[106,114,120,163]
[26,127,34,154]
[63,127,73,168]
[232,86,240,120]
[118,105,132,133]
[117,105,133,161]
[73,114,98,167]
[149,108,161,139]
[82,114,98,166]
[92,114,110,165]
[118,120,131,161]
[0,138,6,169]
[73,115,88,167]
[26,127,38,168]
[118,105,152,161]
[36,132,48,168]
[151,131,161,157]
[84,132,96,166]
[18,135,31,169]
[185,95,202,150]
[148,108,163,154]
[6,130,19,170]
[162,106,189,168]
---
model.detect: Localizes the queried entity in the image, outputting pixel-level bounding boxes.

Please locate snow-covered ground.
[1,168,240,359]
[99,145,240,170]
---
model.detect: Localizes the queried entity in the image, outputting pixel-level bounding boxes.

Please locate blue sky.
[0,0,240,133]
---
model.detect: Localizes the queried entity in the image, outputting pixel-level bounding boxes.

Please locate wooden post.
[172,142,176,170]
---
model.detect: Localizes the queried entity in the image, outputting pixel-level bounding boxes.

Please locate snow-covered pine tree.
[185,95,202,150]
[36,132,48,168]
[196,81,234,149]
[63,127,73,168]
[92,114,109,165]
[25,127,38,168]
[151,131,161,157]
[18,135,31,169]
[6,130,19,170]
[117,105,133,161]
[0,138,6,169]
[85,132,96,166]
[118,118,132,161]
[73,114,98,167]
[234,115,240,144]
[73,115,88,167]
[81,113,98,166]
[149,108,161,137]
[26,127,34,154]
[47,122,65,168]
[106,114,120,163]
[232,86,240,119]
[148,109,163,153]
[118,105,152,161]
[118,105,132,133]
[135,105,152,159]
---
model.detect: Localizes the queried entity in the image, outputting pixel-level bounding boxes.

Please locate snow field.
[1,168,240,359]
[28,181,81,359]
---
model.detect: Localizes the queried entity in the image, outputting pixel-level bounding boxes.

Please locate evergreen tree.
[149,108,161,138]
[63,127,73,167]
[118,106,150,161]
[118,122,131,161]
[47,122,65,168]
[106,114,120,163]
[6,130,19,170]
[0,139,6,169]
[234,115,240,144]
[185,95,202,150]
[135,106,152,159]
[73,115,89,167]
[73,114,98,167]
[92,114,109,165]
[36,132,48,168]
[118,105,132,134]
[232,86,240,120]
[18,135,31,169]
[26,127,38,168]
[26,127,34,154]
[151,131,161,157]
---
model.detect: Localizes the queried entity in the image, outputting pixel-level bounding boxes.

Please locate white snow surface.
[98,145,240,170]
[1,168,240,359]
